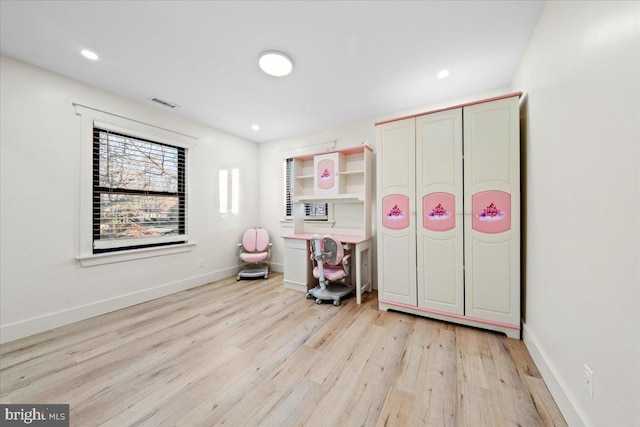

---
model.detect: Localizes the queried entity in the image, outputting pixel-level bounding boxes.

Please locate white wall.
[511,2,640,426]
[0,55,259,343]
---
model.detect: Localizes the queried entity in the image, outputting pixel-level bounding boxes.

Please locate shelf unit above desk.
[291,145,373,239]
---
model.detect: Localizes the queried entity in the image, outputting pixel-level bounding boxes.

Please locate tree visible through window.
[93,128,186,253]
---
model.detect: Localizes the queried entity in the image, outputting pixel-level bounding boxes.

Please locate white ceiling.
[0,1,545,143]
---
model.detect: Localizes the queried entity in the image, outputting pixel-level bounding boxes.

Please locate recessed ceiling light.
[251,124,260,131]
[437,69,450,79]
[258,50,293,77]
[81,49,99,61]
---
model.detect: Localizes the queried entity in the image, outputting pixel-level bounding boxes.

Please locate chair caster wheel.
[316,299,322,305]
[333,300,341,306]
[236,277,241,281]
[264,274,268,279]
[306,293,313,299]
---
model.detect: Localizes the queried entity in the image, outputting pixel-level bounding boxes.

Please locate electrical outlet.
[197,258,204,268]
[583,364,594,398]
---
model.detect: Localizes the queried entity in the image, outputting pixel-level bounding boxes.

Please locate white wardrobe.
[375,93,521,339]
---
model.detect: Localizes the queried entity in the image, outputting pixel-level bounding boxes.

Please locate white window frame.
[284,158,331,222]
[74,103,196,267]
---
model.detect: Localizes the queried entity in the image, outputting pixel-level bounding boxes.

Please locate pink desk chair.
[237,228,271,280]
[307,234,352,306]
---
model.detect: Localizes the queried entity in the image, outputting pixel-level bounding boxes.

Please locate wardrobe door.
[415,109,464,314]
[463,96,520,327]
[376,118,417,305]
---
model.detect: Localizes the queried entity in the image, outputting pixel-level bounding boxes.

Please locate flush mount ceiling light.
[251,124,260,131]
[258,50,293,77]
[81,49,99,61]
[437,69,450,79]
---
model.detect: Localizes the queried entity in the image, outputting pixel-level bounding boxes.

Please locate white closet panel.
[376,118,416,305]
[416,109,464,314]
[463,97,520,326]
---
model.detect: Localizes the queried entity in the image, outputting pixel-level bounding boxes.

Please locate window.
[219,168,240,215]
[284,158,327,220]
[93,127,186,253]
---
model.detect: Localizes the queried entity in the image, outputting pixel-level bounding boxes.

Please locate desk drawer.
[284,238,308,250]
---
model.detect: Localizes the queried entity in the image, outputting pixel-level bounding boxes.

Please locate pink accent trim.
[379,299,521,330]
[375,92,523,126]
[422,192,455,231]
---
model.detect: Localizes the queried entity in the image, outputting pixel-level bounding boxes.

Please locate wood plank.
[0,273,566,426]
[522,375,569,427]
[377,387,416,426]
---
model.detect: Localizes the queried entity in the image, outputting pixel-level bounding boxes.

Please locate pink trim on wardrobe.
[374,92,523,126]
[378,299,521,330]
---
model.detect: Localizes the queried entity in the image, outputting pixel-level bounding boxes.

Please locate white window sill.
[76,242,196,267]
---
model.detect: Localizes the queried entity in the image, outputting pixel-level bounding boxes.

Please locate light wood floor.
[0,273,566,426]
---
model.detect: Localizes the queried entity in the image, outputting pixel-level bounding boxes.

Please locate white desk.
[282,233,372,304]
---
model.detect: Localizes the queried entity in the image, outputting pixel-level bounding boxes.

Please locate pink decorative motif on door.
[382,194,410,230]
[472,190,511,234]
[317,159,335,190]
[423,192,455,231]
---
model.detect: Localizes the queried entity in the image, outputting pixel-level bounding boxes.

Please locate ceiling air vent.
[149,97,179,109]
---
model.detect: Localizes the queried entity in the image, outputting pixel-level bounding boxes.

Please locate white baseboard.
[269,262,284,273]
[0,266,238,344]
[522,322,587,427]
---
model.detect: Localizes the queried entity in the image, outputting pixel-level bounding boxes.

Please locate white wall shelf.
[291,144,373,239]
